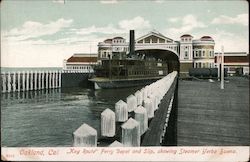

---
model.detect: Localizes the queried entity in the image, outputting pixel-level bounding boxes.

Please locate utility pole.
[221,46,224,89]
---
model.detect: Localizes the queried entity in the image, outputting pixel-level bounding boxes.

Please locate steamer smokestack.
[129,30,135,56]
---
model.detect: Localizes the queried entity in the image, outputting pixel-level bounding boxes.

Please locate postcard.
[1,0,249,161]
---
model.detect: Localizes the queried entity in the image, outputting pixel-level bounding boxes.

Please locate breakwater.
[73,71,178,147]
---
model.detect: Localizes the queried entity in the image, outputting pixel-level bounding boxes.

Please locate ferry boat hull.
[89,77,163,89]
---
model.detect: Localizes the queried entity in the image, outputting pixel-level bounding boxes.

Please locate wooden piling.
[101,108,116,137]
[26,71,29,91]
[30,71,33,90]
[109,140,123,147]
[73,123,97,147]
[17,72,20,92]
[2,72,6,93]
[7,72,11,92]
[126,94,137,112]
[34,71,37,90]
[134,90,143,106]
[121,118,140,147]
[115,100,128,122]
[144,98,154,119]
[134,106,148,135]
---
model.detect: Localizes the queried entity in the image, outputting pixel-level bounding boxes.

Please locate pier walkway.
[177,77,249,146]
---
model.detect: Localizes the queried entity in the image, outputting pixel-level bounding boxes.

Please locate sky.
[1,0,249,67]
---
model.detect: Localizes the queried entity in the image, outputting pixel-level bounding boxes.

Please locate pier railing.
[73,71,178,147]
[1,71,61,93]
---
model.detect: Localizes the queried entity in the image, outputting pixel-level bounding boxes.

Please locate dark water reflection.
[1,86,141,147]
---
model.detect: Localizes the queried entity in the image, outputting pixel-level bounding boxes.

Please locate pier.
[73,71,179,147]
[177,77,249,145]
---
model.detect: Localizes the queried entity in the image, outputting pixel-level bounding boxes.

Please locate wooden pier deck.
[177,77,249,146]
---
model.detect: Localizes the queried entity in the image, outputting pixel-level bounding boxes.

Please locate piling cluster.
[73,71,177,147]
[1,71,61,93]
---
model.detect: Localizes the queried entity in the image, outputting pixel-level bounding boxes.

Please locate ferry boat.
[89,56,168,89]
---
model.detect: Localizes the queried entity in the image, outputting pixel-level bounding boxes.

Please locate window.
[195,51,198,57]
[202,50,205,57]
[199,51,201,57]
[184,51,188,59]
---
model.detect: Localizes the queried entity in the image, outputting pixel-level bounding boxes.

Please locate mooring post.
[126,94,137,112]
[134,106,148,135]
[134,90,143,106]
[115,100,128,122]
[101,108,116,137]
[144,98,154,119]
[73,123,97,147]
[22,71,26,91]
[55,71,58,88]
[121,118,140,147]
[109,140,123,147]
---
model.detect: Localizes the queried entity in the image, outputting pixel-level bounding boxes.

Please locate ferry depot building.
[64,31,249,76]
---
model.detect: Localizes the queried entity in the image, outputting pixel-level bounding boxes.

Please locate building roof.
[200,36,214,41]
[113,37,124,39]
[67,56,97,63]
[104,39,112,43]
[180,34,193,38]
[214,55,249,63]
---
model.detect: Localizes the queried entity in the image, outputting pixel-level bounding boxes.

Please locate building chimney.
[129,30,135,56]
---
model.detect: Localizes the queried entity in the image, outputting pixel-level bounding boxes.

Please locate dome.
[200,36,214,41]
[113,37,124,39]
[180,34,193,38]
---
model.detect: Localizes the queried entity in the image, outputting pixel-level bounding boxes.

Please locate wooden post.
[30,71,33,91]
[101,108,116,137]
[134,106,148,135]
[109,140,123,147]
[126,94,137,112]
[26,71,29,91]
[134,90,143,106]
[12,72,16,92]
[49,71,52,89]
[7,72,11,92]
[144,98,154,119]
[45,71,49,89]
[58,71,61,88]
[38,71,41,90]
[115,100,128,122]
[41,71,45,89]
[55,71,58,88]
[73,123,97,147]
[121,118,140,147]
[17,72,21,92]
[22,71,26,91]
[52,71,55,89]
[34,71,37,90]
[149,94,158,111]
[2,72,6,93]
